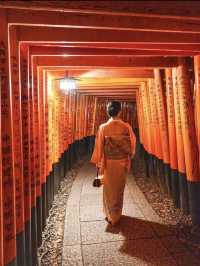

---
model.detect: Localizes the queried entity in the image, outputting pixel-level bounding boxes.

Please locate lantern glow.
[60,78,77,91]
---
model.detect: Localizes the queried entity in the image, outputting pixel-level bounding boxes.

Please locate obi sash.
[104,135,131,160]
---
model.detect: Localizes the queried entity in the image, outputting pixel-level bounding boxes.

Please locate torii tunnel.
[1,1,200,266]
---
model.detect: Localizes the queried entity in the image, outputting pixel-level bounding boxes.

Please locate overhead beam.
[46,68,154,78]
[30,46,198,56]
[6,8,200,34]
[31,43,200,52]
[17,25,200,43]
[35,55,178,68]
[2,1,200,20]
[78,92,137,95]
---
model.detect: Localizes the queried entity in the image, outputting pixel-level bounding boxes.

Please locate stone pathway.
[62,163,199,266]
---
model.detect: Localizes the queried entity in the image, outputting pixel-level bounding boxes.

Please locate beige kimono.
[91,118,136,225]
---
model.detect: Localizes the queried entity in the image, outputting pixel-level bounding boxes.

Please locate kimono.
[91,118,136,225]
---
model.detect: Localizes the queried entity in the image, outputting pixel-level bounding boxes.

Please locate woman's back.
[101,119,130,137]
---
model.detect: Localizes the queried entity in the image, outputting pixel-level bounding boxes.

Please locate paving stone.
[159,236,188,255]
[150,223,175,237]
[122,203,144,218]
[81,216,156,244]
[80,204,105,222]
[80,193,103,206]
[80,203,143,222]
[81,184,103,195]
[146,257,178,266]
[63,205,80,245]
[62,245,83,266]
[172,252,200,266]
[82,238,171,266]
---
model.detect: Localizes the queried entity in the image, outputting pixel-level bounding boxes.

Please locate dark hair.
[107,101,121,117]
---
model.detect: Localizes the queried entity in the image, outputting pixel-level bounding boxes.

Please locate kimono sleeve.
[127,123,136,157]
[90,125,105,167]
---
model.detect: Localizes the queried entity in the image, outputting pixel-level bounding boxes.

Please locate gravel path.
[38,159,85,266]
[133,154,200,259]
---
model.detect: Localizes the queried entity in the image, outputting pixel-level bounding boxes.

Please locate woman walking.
[91,101,136,225]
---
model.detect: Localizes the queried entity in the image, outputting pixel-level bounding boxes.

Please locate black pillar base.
[25,220,32,266]
[157,159,166,190]
[179,173,189,214]
[188,181,200,225]
[7,259,17,266]
[16,231,26,266]
[53,163,61,194]
[164,163,172,194]
[60,153,65,180]
[31,207,38,266]
[36,196,42,247]
[42,182,47,230]
[50,170,54,206]
[171,169,180,208]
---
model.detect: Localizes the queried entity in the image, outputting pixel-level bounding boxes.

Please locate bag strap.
[96,168,99,179]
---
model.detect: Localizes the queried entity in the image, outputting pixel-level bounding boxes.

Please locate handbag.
[92,168,101,187]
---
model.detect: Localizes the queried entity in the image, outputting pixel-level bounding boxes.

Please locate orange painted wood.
[44,71,51,176]
[29,55,37,208]
[20,44,31,222]
[0,10,17,265]
[3,1,200,19]
[67,92,73,145]
[140,83,152,154]
[46,73,54,173]
[147,79,156,157]
[7,8,200,36]
[154,69,170,164]
[45,68,154,78]
[150,79,163,160]
[0,58,4,266]
[165,68,178,171]
[137,89,146,149]
[194,56,200,169]
[32,59,42,198]
[35,55,178,68]
[172,68,186,174]
[31,43,200,52]
[17,25,200,44]
[9,27,25,234]
[63,93,69,149]
[38,68,46,184]
[29,46,197,56]
[177,59,200,181]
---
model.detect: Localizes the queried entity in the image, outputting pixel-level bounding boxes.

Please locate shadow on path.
[105,215,177,264]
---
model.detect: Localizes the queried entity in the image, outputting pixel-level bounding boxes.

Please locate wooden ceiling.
[2,1,200,101]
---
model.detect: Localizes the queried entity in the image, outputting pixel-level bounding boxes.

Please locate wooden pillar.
[140,82,152,177]
[172,68,188,212]
[38,68,47,230]
[154,69,171,191]
[148,79,160,178]
[194,56,200,168]
[0,55,4,266]
[29,55,38,266]
[9,26,26,266]
[178,58,200,224]
[20,44,32,266]
[0,10,17,266]
[165,69,179,207]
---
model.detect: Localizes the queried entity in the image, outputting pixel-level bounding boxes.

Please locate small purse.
[92,168,101,187]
